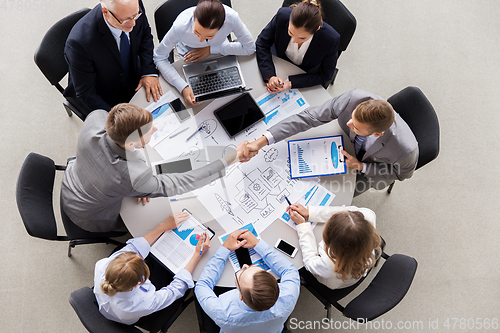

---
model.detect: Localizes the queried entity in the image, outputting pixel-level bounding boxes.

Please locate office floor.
[1,0,498,332]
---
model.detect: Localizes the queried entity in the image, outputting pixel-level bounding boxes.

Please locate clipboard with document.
[287,135,346,179]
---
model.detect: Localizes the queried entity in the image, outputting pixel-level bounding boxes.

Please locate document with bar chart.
[288,135,346,179]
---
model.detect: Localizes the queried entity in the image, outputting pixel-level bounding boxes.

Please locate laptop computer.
[182,55,247,102]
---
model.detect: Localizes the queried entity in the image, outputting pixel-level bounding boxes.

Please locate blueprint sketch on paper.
[153,90,315,233]
[193,140,318,234]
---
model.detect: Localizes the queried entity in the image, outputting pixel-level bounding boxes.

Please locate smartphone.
[170,98,191,122]
[235,247,252,267]
[275,238,298,258]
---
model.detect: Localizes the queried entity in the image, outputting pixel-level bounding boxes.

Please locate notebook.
[182,55,247,102]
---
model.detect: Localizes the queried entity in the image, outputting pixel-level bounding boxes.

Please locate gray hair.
[101,0,136,12]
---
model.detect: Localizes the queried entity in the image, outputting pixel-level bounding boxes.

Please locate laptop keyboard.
[189,66,242,96]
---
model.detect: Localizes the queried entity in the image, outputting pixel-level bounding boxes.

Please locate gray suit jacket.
[61,110,226,232]
[268,89,418,186]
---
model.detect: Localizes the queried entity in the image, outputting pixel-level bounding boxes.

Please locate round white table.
[121,54,356,286]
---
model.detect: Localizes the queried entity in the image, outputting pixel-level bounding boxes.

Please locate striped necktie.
[354,134,366,160]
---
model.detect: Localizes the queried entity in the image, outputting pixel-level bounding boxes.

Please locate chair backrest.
[16,153,59,240]
[154,0,232,42]
[69,287,142,333]
[34,8,90,92]
[343,254,418,321]
[282,0,356,56]
[388,86,440,170]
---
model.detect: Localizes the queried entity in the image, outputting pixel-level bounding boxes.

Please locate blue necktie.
[354,134,366,160]
[120,31,131,86]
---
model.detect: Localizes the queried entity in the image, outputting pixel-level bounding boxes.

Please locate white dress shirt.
[284,36,312,66]
[153,5,255,93]
[296,205,376,290]
[93,237,194,325]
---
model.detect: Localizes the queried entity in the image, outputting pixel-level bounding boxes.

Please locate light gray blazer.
[61,110,226,232]
[268,89,418,184]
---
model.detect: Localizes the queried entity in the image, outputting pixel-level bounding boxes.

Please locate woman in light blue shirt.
[93,211,210,330]
[154,0,255,105]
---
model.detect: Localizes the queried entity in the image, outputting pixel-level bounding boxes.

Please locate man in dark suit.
[247,89,419,196]
[64,0,162,116]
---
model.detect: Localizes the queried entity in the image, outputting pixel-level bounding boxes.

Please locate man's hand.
[286,203,309,222]
[341,150,363,171]
[246,136,269,159]
[161,211,190,231]
[240,231,260,249]
[137,197,150,205]
[266,76,291,94]
[223,229,248,251]
[182,86,201,106]
[184,47,210,63]
[136,76,163,102]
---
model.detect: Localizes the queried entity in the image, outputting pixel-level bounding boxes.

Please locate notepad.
[288,135,346,179]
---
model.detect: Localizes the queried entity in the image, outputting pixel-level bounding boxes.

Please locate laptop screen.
[214,93,265,138]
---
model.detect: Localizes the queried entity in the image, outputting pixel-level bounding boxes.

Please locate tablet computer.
[213,93,265,138]
[151,157,192,175]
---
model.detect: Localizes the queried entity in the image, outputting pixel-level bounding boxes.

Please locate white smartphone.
[274,238,298,258]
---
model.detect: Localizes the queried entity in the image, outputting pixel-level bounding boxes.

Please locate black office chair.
[300,250,417,321]
[282,0,357,86]
[70,287,194,333]
[34,8,91,121]
[16,152,125,257]
[154,0,233,63]
[386,86,440,193]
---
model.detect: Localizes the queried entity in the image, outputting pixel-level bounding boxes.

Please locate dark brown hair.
[290,0,323,34]
[100,252,150,296]
[323,211,381,282]
[194,0,225,30]
[106,103,153,146]
[240,270,279,311]
[353,99,395,133]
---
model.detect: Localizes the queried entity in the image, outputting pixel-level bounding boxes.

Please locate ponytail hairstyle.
[194,0,225,30]
[322,210,381,282]
[290,0,323,34]
[100,252,150,296]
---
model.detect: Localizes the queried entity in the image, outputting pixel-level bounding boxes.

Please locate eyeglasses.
[108,7,143,25]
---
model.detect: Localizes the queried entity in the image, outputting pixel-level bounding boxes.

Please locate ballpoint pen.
[186,125,203,141]
[200,233,205,255]
[169,127,188,139]
[284,196,292,206]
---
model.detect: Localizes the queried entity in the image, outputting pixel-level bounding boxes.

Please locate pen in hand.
[199,233,205,255]
[284,196,292,206]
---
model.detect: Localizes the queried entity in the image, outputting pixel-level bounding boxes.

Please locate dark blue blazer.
[256,7,340,88]
[64,0,157,113]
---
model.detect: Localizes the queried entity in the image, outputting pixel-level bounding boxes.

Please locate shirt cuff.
[127,237,151,259]
[142,74,158,77]
[175,268,195,289]
[263,131,275,145]
[210,44,221,54]
[216,245,231,259]
[254,239,269,254]
[361,162,367,174]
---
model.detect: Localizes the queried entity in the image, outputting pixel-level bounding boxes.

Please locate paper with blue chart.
[256,89,309,127]
[280,184,335,231]
[288,135,346,179]
[150,213,212,274]
[218,223,276,277]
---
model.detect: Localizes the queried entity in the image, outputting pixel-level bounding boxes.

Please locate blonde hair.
[100,252,150,296]
[353,99,395,133]
[106,103,153,146]
[322,210,381,282]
